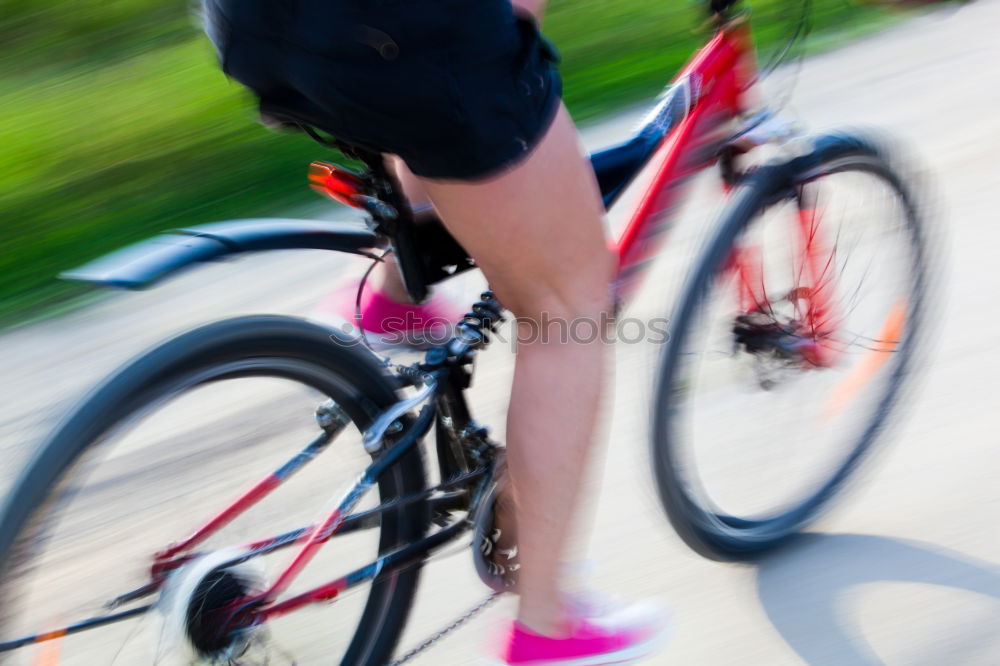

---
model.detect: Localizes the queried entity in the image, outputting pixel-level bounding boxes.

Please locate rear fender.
[61,218,382,290]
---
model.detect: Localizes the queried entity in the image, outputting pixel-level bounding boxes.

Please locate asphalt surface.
[2,2,999,663]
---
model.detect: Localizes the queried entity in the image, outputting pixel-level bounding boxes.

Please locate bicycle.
[0,0,928,663]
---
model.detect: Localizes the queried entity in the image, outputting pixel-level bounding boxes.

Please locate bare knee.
[496,245,615,327]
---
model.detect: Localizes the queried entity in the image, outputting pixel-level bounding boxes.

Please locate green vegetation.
[1,0,897,322]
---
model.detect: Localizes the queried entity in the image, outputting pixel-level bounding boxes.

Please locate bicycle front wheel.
[0,316,427,665]
[652,132,930,560]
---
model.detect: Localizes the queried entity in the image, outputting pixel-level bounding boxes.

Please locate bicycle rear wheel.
[0,316,427,665]
[652,132,929,560]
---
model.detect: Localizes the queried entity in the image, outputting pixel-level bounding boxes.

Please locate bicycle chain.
[385,591,503,666]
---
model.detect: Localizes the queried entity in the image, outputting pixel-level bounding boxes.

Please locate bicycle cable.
[759,0,813,116]
[758,0,813,79]
[722,0,813,143]
[353,248,394,365]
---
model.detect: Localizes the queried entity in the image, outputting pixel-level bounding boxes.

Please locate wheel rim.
[659,158,924,541]
[0,357,406,665]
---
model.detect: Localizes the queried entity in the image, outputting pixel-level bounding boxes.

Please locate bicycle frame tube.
[144,370,490,626]
[0,399,486,653]
[0,317,509,654]
[604,21,756,306]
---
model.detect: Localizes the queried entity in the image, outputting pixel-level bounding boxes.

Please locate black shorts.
[202,0,563,180]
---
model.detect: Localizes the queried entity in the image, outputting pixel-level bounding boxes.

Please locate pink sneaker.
[311,283,465,349]
[491,600,670,665]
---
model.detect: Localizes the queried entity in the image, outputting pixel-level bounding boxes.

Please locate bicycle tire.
[0,315,427,666]
[651,131,929,560]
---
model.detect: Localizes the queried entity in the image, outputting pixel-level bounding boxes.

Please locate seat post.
[341,146,434,304]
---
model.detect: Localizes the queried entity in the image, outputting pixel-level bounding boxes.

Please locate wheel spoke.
[654,139,925,558]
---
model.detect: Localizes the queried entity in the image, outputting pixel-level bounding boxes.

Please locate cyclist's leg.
[417,104,614,636]
[372,0,544,306]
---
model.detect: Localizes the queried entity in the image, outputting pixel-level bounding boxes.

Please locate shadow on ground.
[755,533,1000,665]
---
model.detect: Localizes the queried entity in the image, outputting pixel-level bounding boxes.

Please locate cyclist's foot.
[310,283,465,349]
[491,599,670,665]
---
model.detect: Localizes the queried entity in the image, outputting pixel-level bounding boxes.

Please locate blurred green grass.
[1,0,898,323]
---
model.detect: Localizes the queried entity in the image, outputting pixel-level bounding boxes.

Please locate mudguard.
[61,218,382,290]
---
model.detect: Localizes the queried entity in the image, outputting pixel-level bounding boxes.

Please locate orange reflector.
[308,162,366,208]
[32,628,65,666]
[823,300,907,421]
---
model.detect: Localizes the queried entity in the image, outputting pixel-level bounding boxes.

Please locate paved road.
[2,2,999,663]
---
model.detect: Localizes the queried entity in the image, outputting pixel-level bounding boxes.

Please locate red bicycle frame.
[601,18,840,367]
[611,21,755,305]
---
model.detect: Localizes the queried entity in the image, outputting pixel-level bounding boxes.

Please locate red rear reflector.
[308,162,366,208]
